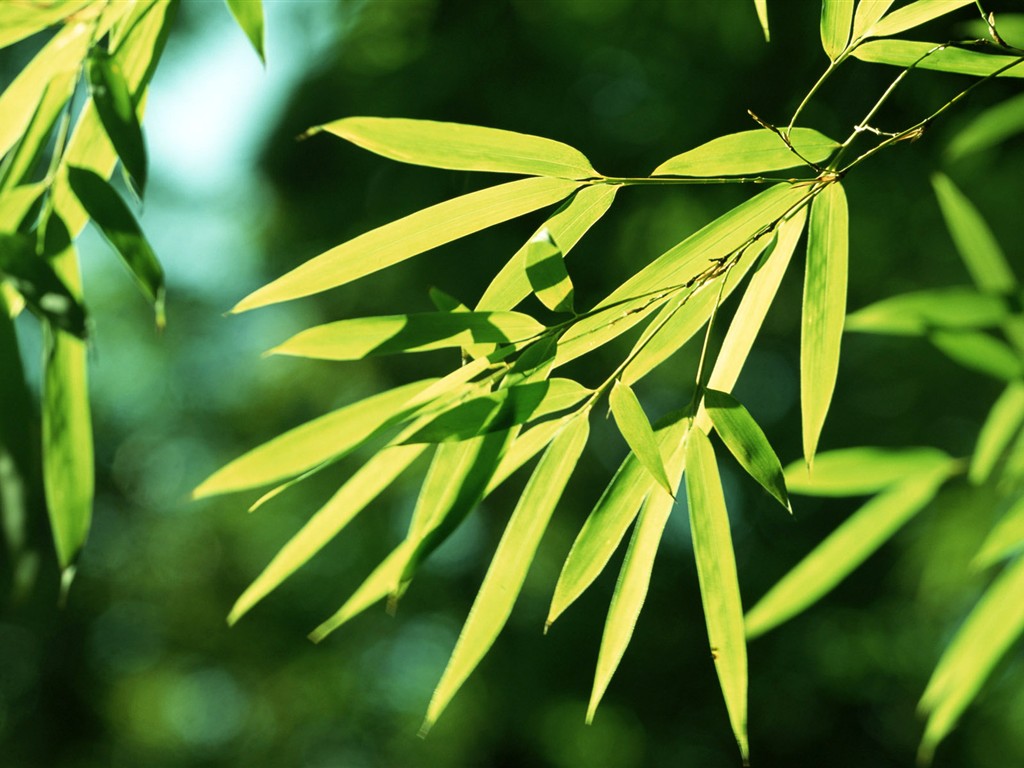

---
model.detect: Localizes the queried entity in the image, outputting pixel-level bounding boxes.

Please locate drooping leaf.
[66,166,165,326]
[525,229,575,313]
[821,0,854,60]
[845,286,1008,335]
[652,129,837,177]
[313,117,597,179]
[232,177,581,312]
[228,444,427,625]
[194,379,438,498]
[547,412,690,628]
[866,0,973,38]
[609,380,674,497]
[851,0,895,40]
[422,415,589,733]
[224,0,266,63]
[929,330,1023,381]
[704,389,790,511]
[946,92,1024,161]
[86,50,148,194]
[0,71,77,192]
[745,461,952,639]
[969,380,1024,485]
[918,555,1024,763]
[801,181,848,466]
[753,0,770,41]
[784,446,951,496]
[931,173,1017,296]
[973,497,1024,569]
[485,414,574,494]
[478,184,617,312]
[268,311,545,361]
[852,40,1024,78]
[685,427,748,763]
[0,0,92,50]
[0,231,87,338]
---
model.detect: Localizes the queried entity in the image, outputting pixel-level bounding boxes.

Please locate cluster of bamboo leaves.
[193,1,1024,762]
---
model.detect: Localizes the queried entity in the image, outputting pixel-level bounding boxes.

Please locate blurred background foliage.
[1,0,1022,766]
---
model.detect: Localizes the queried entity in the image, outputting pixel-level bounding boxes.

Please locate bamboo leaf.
[0,183,45,231]
[866,0,973,38]
[946,92,1024,161]
[931,173,1017,295]
[547,412,690,628]
[228,444,427,625]
[685,428,748,763]
[851,0,895,40]
[0,0,92,50]
[974,497,1024,569]
[929,330,1023,381]
[224,0,265,63]
[232,177,581,312]
[745,461,951,639]
[969,380,1024,485]
[918,555,1024,764]
[422,415,589,733]
[86,50,148,195]
[609,380,674,497]
[753,0,770,42]
[821,0,854,60]
[485,414,574,494]
[845,286,1008,336]
[0,71,77,192]
[652,129,837,176]
[0,231,87,338]
[784,446,951,496]
[801,182,848,466]
[314,117,596,179]
[525,229,575,313]
[705,389,790,511]
[852,40,1024,78]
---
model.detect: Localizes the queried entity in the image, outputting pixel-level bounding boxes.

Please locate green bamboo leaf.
[525,229,575,313]
[652,129,837,176]
[609,380,674,497]
[194,379,438,498]
[0,71,77,192]
[931,173,1017,295]
[958,14,1024,48]
[422,415,589,733]
[268,311,544,361]
[969,380,1024,485]
[851,0,895,40]
[704,389,790,512]
[821,0,854,60]
[784,446,951,496]
[478,184,617,312]
[0,0,92,50]
[845,286,1008,336]
[232,177,581,312]
[313,117,596,179]
[485,414,574,494]
[973,496,1024,569]
[866,0,973,38]
[918,555,1024,764]
[693,209,807,430]
[0,183,45,231]
[1002,425,1024,488]
[0,231,87,338]
[86,50,147,195]
[930,330,1023,381]
[224,0,265,63]
[66,166,165,327]
[801,181,848,466]
[685,427,748,763]
[946,92,1024,161]
[746,461,951,639]
[753,0,770,41]
[547,412,690,628]
[852,40,1024,78]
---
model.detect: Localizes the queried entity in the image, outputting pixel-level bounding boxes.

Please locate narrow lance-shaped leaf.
[851,0,895,40]
[866,0,973,38]
[918,555,1024,764]
[232,176,581,312]
[972,496,1024,569]
[784,446,951,496]
[845,287,1008,336]
[753,0,770,42]
[609,380,673,497]
[704,389,790,511]
[946,92,1024,161]
[67,166,165,327]
[313,117,597,179]
[852,41,1024,79]
[422,415,589,733]
[745,460,952,639]
[801,181,848,466]
[0,70,77,192]
[821,0,854,60]
[652,129,838,177]
[968,380,1024,485]
[0,0,92,50]
[0,232,87,338]
[224,0,266,63]
[87,50,148,195]
[929,330,1022,381]
[685,428,748,763]
[525,229,575,313]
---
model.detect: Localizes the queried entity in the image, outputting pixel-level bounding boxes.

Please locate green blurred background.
[1,1,1023,765]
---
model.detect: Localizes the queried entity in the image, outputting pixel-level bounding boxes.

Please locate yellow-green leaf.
[801,181,848,465]
[930,330,1023,381]
[851,0,895,40]
[0,71,77,192]
[652,129,837,177]
[753,0,770,42]
[974,496,1024,569]
[969,380,1024,485]
[609,380,674,497]
[867,0,972,38]
[852,40,1024,78]
[845,286,1008,336]
[224,0,265,63]
[946,92,1024,161]
[315,117,596,179]
[485,414,574,495]
[525,229,575,313]
[685,427,748,763]
[784,446,951,496]
[232,177,581,312]
[0,0,92,50]
[0,231,87,338]
[821,0,854,60]
[745,461,951,639]
[423,415,589,733]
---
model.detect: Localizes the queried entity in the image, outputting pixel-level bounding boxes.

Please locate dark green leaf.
[0,231,87,338]
[87,50,148,195]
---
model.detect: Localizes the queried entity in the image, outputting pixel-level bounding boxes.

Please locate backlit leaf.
[0,71,76,192]
[609,380,674,497]
[784,446,951,496]
[225,0,265,63]
[753,0,770,41]
[86,50,148,194]
[851,0,895,40]
[685,428,748,763]
[845,286,1008,335]
[0,0,92,50]
[973,497,1024,569]
[930,330,1022,380]
[866,0,972,38]
[821,0,854,60]
[946,92,1024,161]
[969,380,1024,485]
[0,231,87,338]
[315,117,596,179]
[852,40,1024,78]
[801,181,848,465]
[525,229,575,313]
[652,129,837,176]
